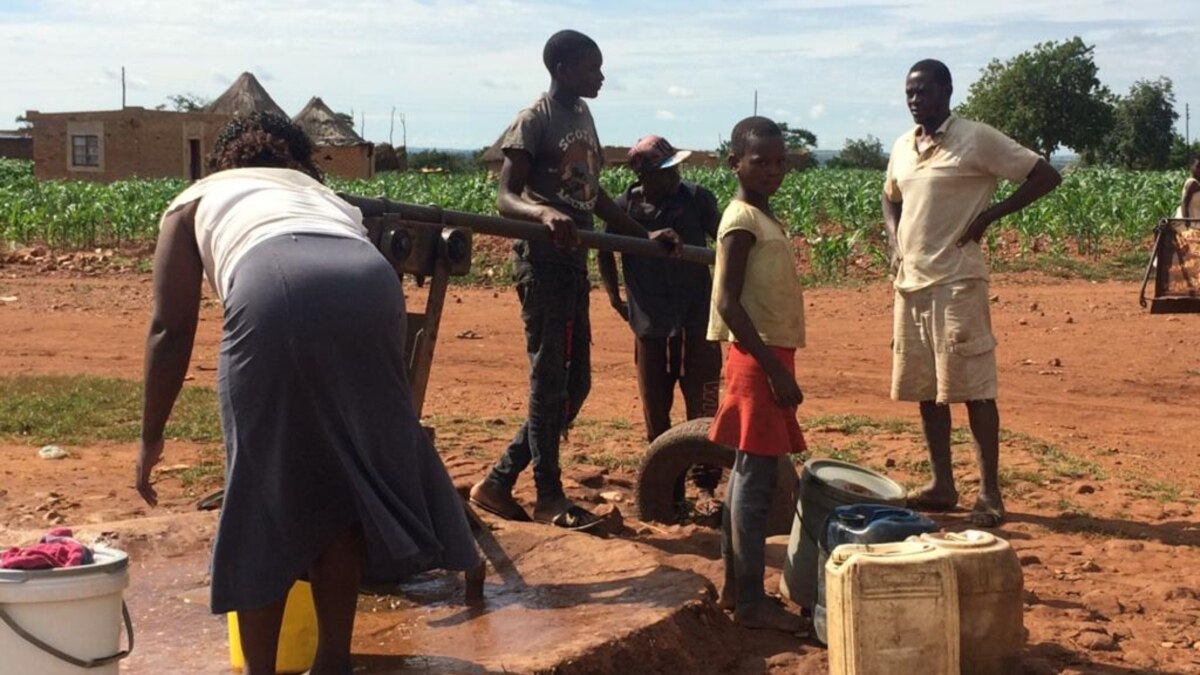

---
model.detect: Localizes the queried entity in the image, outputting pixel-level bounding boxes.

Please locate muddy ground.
[1,255,1198,674]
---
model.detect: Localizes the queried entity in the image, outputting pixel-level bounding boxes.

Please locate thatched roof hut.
[292,96,374,179]
[205,72,287,118]
[292,97,365,146]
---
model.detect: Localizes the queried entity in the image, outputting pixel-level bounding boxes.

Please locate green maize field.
[0,158,1183,281]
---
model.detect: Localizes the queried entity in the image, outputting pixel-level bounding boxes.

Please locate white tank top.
[159,168,369,300]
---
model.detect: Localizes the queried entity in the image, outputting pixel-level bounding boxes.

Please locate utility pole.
[753,89,758,116]
[361,110,365,138]
[1186,103,1191,156]
[389,106,396,147]
[121,66,126,108]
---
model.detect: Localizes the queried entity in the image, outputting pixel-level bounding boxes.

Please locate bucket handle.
[0,600,134,668]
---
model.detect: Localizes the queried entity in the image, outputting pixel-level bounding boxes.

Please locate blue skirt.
[210,233,478,613]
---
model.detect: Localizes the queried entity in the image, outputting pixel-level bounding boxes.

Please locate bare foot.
[966,493,1005,528]
[734,600,807,634]
[906,483,959,512]
[717,584,735,611]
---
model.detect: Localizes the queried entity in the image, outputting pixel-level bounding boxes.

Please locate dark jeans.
[487,270,591,502]
[721,451,780,606]
[635,331,723,491]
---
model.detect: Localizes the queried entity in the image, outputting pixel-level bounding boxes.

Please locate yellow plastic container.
[918,531,1024,675]
[228,581,318,674]
[825,541,959,675]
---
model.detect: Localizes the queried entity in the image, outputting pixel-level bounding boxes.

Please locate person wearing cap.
[598,135,724,512]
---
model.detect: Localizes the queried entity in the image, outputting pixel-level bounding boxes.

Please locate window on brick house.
[71,135,100,167]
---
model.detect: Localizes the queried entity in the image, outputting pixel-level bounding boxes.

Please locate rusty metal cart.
[1140,217,1200,313]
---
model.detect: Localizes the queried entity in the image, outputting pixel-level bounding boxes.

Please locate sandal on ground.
[966,501,1005,528]
[469,481,533,522]
[906,488,958,513]
[535,504,606,532]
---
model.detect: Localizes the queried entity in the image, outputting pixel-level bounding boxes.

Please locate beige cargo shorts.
[891,279,997,404]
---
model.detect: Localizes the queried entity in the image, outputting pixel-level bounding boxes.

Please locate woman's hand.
[136,437,165,506]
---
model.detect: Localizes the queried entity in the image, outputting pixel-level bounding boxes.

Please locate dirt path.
[1,266,1198,673]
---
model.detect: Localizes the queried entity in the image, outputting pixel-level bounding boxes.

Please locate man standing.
[598,136,724,511]
[883,59,1061,526]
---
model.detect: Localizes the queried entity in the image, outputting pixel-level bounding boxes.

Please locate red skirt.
[708,344,807,457]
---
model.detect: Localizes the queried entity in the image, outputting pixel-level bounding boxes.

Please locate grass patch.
[809,440,872,465]
[0,375,221,445]
[993,250,1146,282]
[173,445,224,488]
[998,467,1047,497]
[805,413,914,436]
[1127,477,1182,503]
[566,450,642,471]
[949,426,972,446]
[1055,498,1089,517]
[567,417,638,444]
[1028,441,1108,480]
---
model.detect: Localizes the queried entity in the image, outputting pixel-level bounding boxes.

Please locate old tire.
[635,417,798,536]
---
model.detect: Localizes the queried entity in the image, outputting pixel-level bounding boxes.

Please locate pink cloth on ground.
[1,527,92,570]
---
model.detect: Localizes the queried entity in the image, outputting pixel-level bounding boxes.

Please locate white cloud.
[2,0,1197,150]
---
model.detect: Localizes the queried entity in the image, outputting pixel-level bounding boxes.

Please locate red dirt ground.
[1,256,1198,674]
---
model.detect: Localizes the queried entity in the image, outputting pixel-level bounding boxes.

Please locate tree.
[827,135,888,170]
[162,93,210,112]
[408,149,475,173]
[1169,135,1200,168]
[956,37,1114,160]
[335,111,355,130]
[1111,78,1178,170]
[777,122,818,151]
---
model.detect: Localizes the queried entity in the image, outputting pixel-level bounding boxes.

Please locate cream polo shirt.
[884,116,1040,292]
[707,200,806,349]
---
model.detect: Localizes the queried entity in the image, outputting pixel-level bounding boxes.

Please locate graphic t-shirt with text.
[500,93,603,272]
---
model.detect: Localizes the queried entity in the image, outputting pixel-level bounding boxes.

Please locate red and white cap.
[627,135,692,175]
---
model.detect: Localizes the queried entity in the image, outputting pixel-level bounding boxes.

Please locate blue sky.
[2,0,1197,153]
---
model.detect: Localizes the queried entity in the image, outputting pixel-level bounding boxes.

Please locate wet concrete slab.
[11,513,739,673]
[350,519,739,674]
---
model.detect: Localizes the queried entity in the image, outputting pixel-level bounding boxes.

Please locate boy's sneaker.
[533,498,606,533]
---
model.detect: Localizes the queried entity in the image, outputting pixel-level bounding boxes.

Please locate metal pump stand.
[344,194,715,607]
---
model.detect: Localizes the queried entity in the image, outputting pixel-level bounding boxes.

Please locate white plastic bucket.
[0,546,133,674]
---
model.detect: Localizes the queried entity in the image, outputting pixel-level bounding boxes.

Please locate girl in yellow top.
[708,116,806,634]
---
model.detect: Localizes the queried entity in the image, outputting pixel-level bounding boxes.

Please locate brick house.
[23,72,372,182]
[23,107,231,182]
[0,129,33,160]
